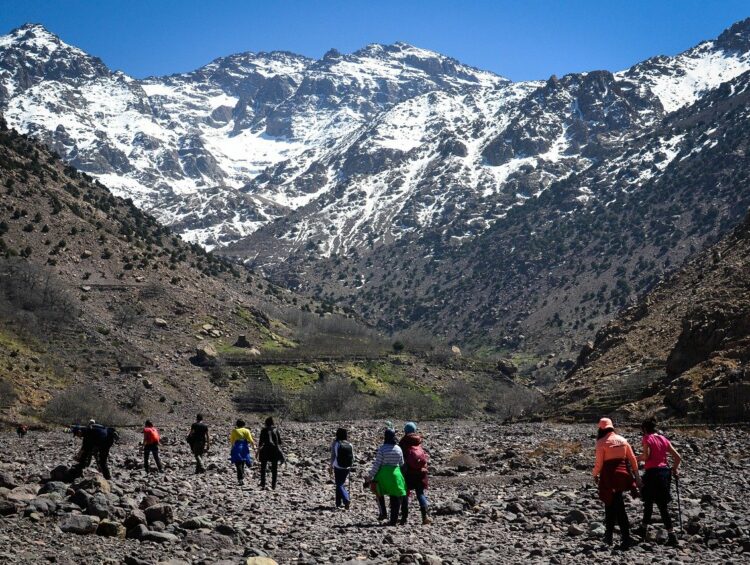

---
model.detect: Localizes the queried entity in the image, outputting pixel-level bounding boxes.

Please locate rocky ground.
[0,421,748,564]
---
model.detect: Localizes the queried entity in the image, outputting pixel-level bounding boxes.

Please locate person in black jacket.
[187,413,210,474]
[258,417,284,490]
[69,419,118,480]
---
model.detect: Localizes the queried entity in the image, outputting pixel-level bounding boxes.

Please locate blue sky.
[1,1,748,81]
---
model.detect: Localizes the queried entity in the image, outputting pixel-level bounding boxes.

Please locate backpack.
[336,441,354,468]
[404,444,428,474]
[105,427,120,447]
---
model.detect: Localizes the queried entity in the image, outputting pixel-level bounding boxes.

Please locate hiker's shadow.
[303,505,337,512]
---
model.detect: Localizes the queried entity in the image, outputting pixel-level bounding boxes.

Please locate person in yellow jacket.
[229,419,256,486]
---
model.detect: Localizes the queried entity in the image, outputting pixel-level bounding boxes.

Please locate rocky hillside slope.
[0,114,320,423]
[548,212,750,422]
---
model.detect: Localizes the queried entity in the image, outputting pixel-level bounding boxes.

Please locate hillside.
[547,212,750,422]
[3,19,750,374]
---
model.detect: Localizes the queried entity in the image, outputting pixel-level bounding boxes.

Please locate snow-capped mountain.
[2,19,750,353]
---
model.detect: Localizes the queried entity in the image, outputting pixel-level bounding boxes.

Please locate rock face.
[0,423,748,563]
[549,213,750,421]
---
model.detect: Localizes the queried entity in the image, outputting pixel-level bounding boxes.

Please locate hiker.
[142,420,164,473]
[330,427,354,509]
[187,413,210,474]
[399,422,431,524]
[229,419,255,486]
[593,417,641,549]
[16,424,28,438]
[635,418,682,546]
[70,419,118,480]
[365,427,407,526]
[258,416,284,490]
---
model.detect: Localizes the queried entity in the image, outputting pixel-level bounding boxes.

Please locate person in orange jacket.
[143,420,164,473]
[592,417,640,549]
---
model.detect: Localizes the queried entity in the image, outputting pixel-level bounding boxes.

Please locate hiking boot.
[604,531,613,546]
[617,537,636,551]
[344,501,350,510]
[422,515,432,525]
[377,512,388,521]
[666,533,678,547]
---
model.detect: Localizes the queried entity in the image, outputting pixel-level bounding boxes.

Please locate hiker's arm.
[626,444,639,480]
[368,448,383,480]
[592,443,604,479]
[668,444,681,475]
[638,442,650,464]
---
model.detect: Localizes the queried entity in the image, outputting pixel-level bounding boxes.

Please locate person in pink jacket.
[592,417,640,548]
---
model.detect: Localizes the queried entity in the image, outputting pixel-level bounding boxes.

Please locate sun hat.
[598,417,614,430]
[404,422,417,434]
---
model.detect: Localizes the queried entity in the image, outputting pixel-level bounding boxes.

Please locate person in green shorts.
[365,427,407,525]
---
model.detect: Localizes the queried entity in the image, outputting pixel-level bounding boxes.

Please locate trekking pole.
[674,475,683,531]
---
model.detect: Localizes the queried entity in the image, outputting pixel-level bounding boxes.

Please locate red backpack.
[404,444,429,474]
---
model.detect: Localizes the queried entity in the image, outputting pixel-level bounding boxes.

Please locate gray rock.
[96,519,126,537]
[181,515,213,529]
[60,514,100,534]
[0,500,17,516]
[564,509,587,524]
[145,504,174,525]
[126,523,149,540]
[38,481,68,496]
[143,531,179,543]
[124,509,147,530]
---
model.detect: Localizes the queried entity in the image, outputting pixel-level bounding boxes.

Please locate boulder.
[143,531,179,543]
[125,523,149,540]
[181,515,213,529]
[245,559,278,565]
[154,318,168,328]
[124,509,147,530]
[233,334,251,348]
[451,345,462,357]
[7,485,37,502]
[75,476,111,494]
[60,514,100,534]
[139,495,159,510]
[50,465,72,482]
[38,481,68,496]
[96,519,126,538]
[0,500,17,516]
[144,503,174,525]
[195,344,218,366]
[0,471,18,489]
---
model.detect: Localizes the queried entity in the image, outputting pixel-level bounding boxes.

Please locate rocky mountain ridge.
[2,20,750,359]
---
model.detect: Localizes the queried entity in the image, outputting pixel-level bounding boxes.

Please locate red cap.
[598,417,614,430]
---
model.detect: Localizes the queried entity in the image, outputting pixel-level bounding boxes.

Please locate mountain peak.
[716,17,750,51]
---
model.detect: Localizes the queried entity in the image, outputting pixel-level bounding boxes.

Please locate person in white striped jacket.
[366,427,407,525]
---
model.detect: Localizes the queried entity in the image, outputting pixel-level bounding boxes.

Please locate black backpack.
[337,441,354,468]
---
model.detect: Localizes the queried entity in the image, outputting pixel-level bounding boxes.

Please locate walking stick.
[674,474,683,531]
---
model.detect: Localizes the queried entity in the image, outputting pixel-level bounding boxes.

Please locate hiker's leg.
[656,498,673,530]
[260,460,267,487]
[334,467,349,507]
[388,496,400,525]
[153,446,163,472]
[604,502,616,543]
[614,492,630,541]
[416,486,428,510]
[98,448,111,480]
[143,446,151,472]
[400,494,409,524]
[377,495,387,519]
[271,460,278,489]
[235,462,244,483]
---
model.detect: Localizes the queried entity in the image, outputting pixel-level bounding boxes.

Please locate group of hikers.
[57,413,685,543]
[593,417,682,549]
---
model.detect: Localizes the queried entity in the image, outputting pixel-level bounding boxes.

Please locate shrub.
[0,379,18,408]
[43,387,130,425]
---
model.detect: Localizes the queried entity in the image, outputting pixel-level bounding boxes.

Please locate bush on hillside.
[0,379,18,408]
[43,387,130,426]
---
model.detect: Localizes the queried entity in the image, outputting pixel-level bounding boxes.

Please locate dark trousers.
[235,461,250,484]
[403,486,428,521]
[144,444,163,472]
[378,495,406,525]
[191,445,206,473]
[642,468,673,530]
[74,447,111,480]
[605,491,630,541]
[260,459,278,489]
[334,467,350,507]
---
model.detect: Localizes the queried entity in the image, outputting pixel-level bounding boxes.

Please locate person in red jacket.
[142,420,164,473]
[593,417,640,549]
[398,422,431,525]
